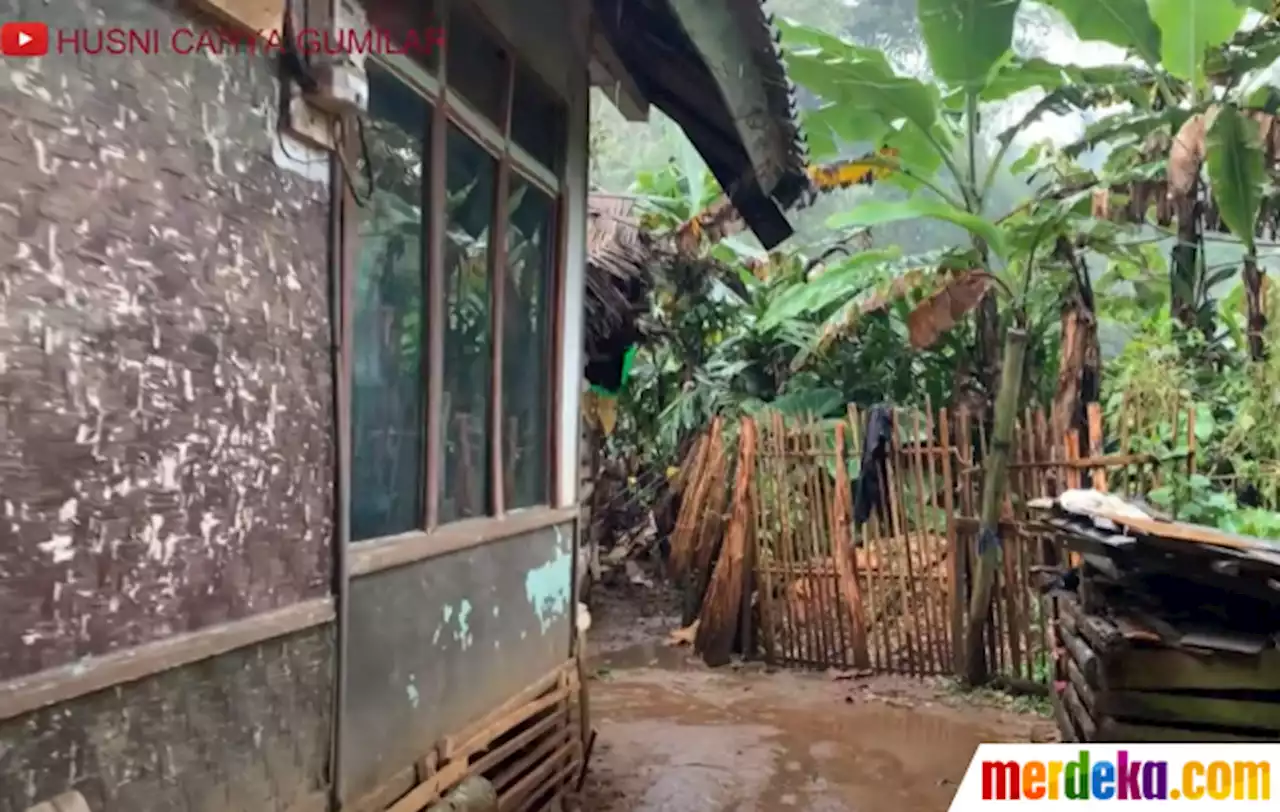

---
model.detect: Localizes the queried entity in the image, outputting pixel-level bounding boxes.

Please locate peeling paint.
[405,675,419,708]
[524,547,572,634]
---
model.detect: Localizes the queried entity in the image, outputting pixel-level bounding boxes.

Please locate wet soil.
[577,578,1056,812]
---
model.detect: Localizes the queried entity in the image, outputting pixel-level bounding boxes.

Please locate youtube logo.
[1,22,49,57]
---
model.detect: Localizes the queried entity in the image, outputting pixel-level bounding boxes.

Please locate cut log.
[696,420,757,666]
[1057,618,1101,686]
[1063,683,1097,741]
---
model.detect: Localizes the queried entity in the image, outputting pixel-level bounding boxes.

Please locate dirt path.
[577,579,1056,812]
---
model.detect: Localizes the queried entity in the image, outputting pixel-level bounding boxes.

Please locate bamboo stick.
[963,328,1028,686]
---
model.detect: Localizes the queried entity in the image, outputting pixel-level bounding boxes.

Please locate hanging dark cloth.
[853,405,893,528]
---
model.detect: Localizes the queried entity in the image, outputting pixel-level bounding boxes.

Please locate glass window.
[445,9,509,126]
[350,64,431,541]
[365,0,442,72]
[511,64,566,172]
[438,124,497,522]
[501,177,556,509]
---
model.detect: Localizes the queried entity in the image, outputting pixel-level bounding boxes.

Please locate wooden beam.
[1097,718,1277,743]
[0,597,334,721]
[1105,646,1280,692]
[1098,690,1280,734]
[349,506,578,577]
[588,31,649,122]
[188,0,284,36]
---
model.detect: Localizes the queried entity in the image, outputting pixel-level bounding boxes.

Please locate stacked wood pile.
[355,663,585,812]
[1034,492,1280,742]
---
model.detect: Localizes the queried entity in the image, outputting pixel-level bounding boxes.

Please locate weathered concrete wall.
[0,0,334,681]
[0,625,334,812]
[341,523,575,803]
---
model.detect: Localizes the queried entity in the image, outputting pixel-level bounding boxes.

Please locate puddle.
[582,670,1033,812]
[591,640,700,671]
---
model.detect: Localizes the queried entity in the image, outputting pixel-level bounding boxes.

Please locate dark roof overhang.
[593,0,809,249]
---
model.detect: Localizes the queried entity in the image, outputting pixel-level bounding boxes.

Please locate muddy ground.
[575,576,1056,812]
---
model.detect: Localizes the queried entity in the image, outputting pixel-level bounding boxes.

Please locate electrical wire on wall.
[273,0,375,206]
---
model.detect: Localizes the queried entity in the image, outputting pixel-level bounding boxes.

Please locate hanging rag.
[853,405,893,528]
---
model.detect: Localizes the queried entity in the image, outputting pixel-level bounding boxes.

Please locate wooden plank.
[1091,511,1279,554]
[190,0,284,36]
[1097,718,1278,743]
[1099,691,1280,733]
[1087,404,1106,491]
[0,597,334,722]
[696,420,757,665]
[349,507,579,577]
[1105,645,1280,691]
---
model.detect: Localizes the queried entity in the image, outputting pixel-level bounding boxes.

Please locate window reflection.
[350,64,430,541]
[439,124,497,521]
[502,177,555,509]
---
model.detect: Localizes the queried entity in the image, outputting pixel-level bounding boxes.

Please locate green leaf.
[780,20,943,148]
[1040,0,1162,65]
[759,248,902,329]
[802,105,890,157]
[763,388,845,418]
[825,198,1008,259]
[1206,104,1265,252]
[916,0,1022,89]
[1148,0,1247,84]
[1194,402,1216,442]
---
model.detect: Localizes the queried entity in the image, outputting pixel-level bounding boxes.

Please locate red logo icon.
[1,22,50,57]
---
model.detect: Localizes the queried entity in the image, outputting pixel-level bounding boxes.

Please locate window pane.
[439,125,497,521]
[502,178,556,509]
[445,9,509,126]
[511,64,566,173]
[365,0,441,71]
[350,64,431,541]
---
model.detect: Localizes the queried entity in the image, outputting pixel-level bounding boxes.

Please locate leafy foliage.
[589,0,1280,537]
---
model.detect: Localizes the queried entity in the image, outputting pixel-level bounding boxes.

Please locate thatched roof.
[586,194,656,362]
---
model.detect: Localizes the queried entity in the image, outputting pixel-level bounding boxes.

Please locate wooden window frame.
[346,0,570,571]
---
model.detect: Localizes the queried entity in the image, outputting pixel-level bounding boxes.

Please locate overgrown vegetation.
[590,0,1280,541]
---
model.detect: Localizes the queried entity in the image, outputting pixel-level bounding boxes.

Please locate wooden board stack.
[1031,492,1280,742]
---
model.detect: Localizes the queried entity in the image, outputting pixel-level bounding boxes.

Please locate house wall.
[0,0,335,807]
[335,0,592,801]
[340,523,575,801]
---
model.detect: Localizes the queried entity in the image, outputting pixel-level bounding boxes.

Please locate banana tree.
[1043,0,1278,348]
[775,0,1193,683]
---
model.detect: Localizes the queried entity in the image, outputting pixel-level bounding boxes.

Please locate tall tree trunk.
[1051,239,1102,449]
